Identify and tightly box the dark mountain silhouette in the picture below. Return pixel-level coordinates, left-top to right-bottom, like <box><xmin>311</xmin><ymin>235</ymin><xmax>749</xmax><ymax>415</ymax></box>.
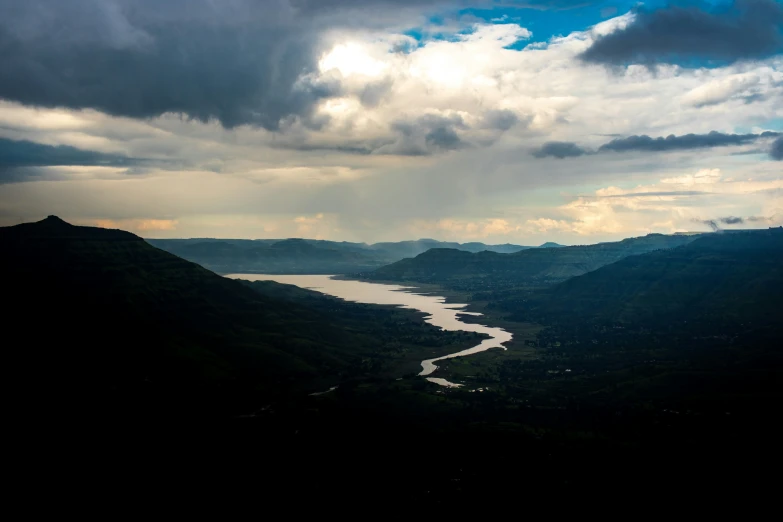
<box><xmin>2</xmin><ymin>217</ymin><xmax>471</xmax><ymax>423</ymax></box>
<box><xmin>486</xmin><ymin>228</ymin><xmax>783</xmax><ymax>418</ymax></box>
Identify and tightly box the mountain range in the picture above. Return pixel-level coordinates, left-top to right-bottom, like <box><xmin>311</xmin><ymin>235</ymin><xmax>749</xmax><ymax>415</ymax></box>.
<box><xmin>6</xmin><ymin>216</ymin><xmax>782</xmax><ymax>500</ymax></box>
<box><xmin>146</xmin><ymin>237</ymin><xmax>561</xmax><ymax>274</ymax></box>
<box><xmin>363</xmin><ymin>233</ymin><xmax>701</xmax><ymax>291</ymax></box>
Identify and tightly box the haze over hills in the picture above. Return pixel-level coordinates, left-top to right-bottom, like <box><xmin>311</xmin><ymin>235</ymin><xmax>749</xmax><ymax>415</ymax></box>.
<box><xmin>364</xmin><ymin>233</ymin><xmax>702</xmax><ymax>291</ymax></box>
<box><xmin>147</xmin><ymin>237</ymin><xmax>535</xmax><ymax>274</ymax></box>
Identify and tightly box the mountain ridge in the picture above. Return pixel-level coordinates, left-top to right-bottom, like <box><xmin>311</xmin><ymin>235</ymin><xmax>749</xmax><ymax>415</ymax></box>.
<box><xmin>364</xmin><ymin>232</ymin><xmax>703</xmax><ymax>291</ymax></box>
<box><xmin>147</xmin><ymin>236</ymin><xmax>535</xmax><ymax>274</ymax></box>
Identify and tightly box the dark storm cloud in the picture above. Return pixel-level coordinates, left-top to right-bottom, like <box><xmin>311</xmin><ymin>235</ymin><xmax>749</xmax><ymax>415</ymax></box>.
<box><xmin>381</xmin><ymin>114</ymin><xmax>467</xmax><ymax>155</ymax></box>
<box><xmin>0</xmin><ymin>0</ymin><xmax>334</xmax><ymax>130</ymax></box>
<box><xmin>0</xmin><ymin>137</ymin><xmax>141</xmax><ymax>183</ymax></box>
<box><xmin>277</xmin><ymin>112</ymin><xmax>469</xmax><ymax>156</ymax></box>
<box><xmin>0</xmin><ymin>138</ymin><xmax>135</xmax><ymax>169</ymax></box>
<box><xmin>292</xmin><ymin>0</ymin><xmax>591</xmax><ymax>10</ymax></box>
<box><xmin>580</xmin><ymin>0</ymin><xmax>783</xmax><ymax>66</ymax></box>
<box><xmin>772</xmin><ymin>136</ymin><xmax>783</xmax><ymax>160</ymax></box>
<box><xmin>532</xmin><ymin>141</ymin><xmax>590</xmax><ymax>158</ymax></box>
<box><xmin>701</xmin><ymin>219</ymin><xmax>721</xmax><ymax>231</ymax></box>
<box><xmin>533</xmin><ymin>131</ymin><xmax>781</xmax><ymax>159</ymax></box>
<box><xmin>697</xmin><ymin>215</ymin><xmax>773</xmax><ymax>230</ymax></box>
<box><xmin>291</xmin><ymin>0</ymin><xmax>446</xmax><ymax>8</ymax></box>
<box><xmin>598</xmin><ymin>131</ymin><xmax>781</xmax><ymax>153</ymax></box>
<box><xmin>0</xmin><ymin>1</ymin><xmax>606</xmax><ymax>131</ymax></box>
<box><xmin>422</xmin><ymin>114</ymin><xmax>467</xmax><ymax>150</ymax></box>
<box><xmin>425</xmin><ymin>126</ymin><xmax>462</xmax><ymax>150</ymax></box>
<box><xmin>3</xmin><ymin>0</ymin><xmax>475</xmax><ymax>130</ymax></box>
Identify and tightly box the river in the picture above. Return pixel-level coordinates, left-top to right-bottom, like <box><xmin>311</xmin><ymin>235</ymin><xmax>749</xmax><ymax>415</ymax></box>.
<box><xmin>225</xmin><ymin>274</ymin><xmax>512</xmax><ymax>387</ymax></box>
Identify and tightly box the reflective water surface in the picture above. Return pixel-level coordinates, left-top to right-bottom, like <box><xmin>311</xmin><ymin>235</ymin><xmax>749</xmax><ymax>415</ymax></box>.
<box><xmin>226</xmin><ymin>274</ymin><xmax>512</xmax><ymax>387</ymax></box>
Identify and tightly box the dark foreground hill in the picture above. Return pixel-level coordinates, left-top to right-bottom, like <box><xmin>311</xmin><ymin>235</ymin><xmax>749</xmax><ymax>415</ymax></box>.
<box><xmin>2</xmin><ymin>217</ymin><xmax>475</xmax><ymax>423</ymax></box>
<box><xmin>365</xmin><ymin>233</ymin><xmax>700</xmax><ymax>291</ymax></box>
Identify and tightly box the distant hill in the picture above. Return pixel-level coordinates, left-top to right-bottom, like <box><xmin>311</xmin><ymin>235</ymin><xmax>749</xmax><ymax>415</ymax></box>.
<box><xmin>368</xmin><ymin>239</ymin><xmax>530</xmax><ymax>259</ymax></box>
<box><xmin>538</xmin><ymin>242</ymin><xmax>565</xmax><ymax>248</ymax></box>
<box><xmin>365</xmin><ymin>233</ymin><xmax>702</xmax><ymax>291</ymax></box>
<box><xmin>147</xmin><ymin>237</ymin><xmax>531</xmax><ymax>274</ymax></box>
<box><xmin>146</xmin><ymin>237</ymin><xmax>386</xmax><ymax>274</ymax></box>
<box><xmin>2</xmin><ymin>217</ymin><xmax>473</xmax><ymax>422</ymax></box>
<box><xmin>502</xmin><ymin>228</ymin><xmax>783</xmax><ymax>329</ymax></box>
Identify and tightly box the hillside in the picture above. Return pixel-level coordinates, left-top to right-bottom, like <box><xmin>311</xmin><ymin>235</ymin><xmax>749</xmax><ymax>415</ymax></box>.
<box><xmin>147</xmin><ymin>237</ymin><xmax>531</xmax><ymax>274</ymax></box>
<box><xmin>365</xmin><ymin>233</ymin><xmax>701</xmax><ymax>291</ymax></box>
<box><xmin>500</xmin><ymin>228</ymin><xmax>783</xmax><ymax>329</ymax></box>
<box><xmin>434</xmin><ymin>228</ymin><xmax>783</xmax><ymax>419</ymax></box>
<box><xmin>3</xmin><ymin>217</ymin><xmax>477</xmax><ymax>422</ymax></box>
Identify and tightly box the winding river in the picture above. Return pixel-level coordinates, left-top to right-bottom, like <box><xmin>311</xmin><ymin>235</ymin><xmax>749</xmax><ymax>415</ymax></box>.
<box><xmin>225</xmin><ymin>274</ymin><xmax>512</xmax><ymax>387</ymax></box>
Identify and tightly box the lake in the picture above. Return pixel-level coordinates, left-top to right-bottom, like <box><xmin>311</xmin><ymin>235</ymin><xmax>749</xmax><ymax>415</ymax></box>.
<box><xmin>225</xmin><ymin>274</ymin><xmax>512</xmax><ymax>387</ymax></box>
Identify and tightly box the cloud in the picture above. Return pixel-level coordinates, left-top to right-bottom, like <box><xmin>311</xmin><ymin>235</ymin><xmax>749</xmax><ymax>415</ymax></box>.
<box><xmin>532</xmin><ymin>141</ymin><xmax>590</xmax><ymax>158</ymax></box>
<box><xmin>700</xmin><ymin>219</ymin><xmax>721</xmax><ymax>232</ymax></box>
<box><xmin>89</xmin><ymin>218</ymin><xmax>178</xmax><ymax>233</ymax></box>
<box><xmin>681</xmin><ymin>73</ymin><xmax>764</xmax><ymax>107</ymax></box>
<box><xmin>377</xmin><ymin>113</ymin><xmax>467</xmax><ymax>155</ymax></box>
<box><xmin>0</xmin><ymin>0</ymin><xmax>336</xmax><ymax>130</ymax></box>
<box><xmin>697</xmin><ymin>215</ymin><xmax>770</xmax><ymax>230</ymax></box>
<box><xmin>595</xmin><ymin>190</ymin><xmax>711</xmax><ymax>198</ymax></box>
<box><xmin>410</xmin><ymin>217</ymin><xmax>519</xmax><ymax>240</ymax></box>
<box><xmin>0</xmin><ymin>0</ymin><xmax>579</xmax><ymax>133</ymax></box>
<box><xmin>517</xmin><ymin>166</ymin><xmax>783</xmax><ymax>237</ymax></box>
<box><xmin>0</xmin><ymin>137</ymin><xmax>137</xmax><ymax>182</ymax></box>
<box><xmin>598</xmin><ymin>131</ymin><xmax>781</xmax><ymax>153</ymax></box>
<box><xmin>1</xmin><ymin>6</ymin><xmax>781</xmax><ymax>243</ymax></box>
<box><xmin>482</xmin><ymin>109</ymin><xmax>520</xmax><ymax>131</ymax></box>
<box><xmin>291</xmin><ymin>0</ymin><xmax>596</xmax><ymax>10</ymax></box>
<box><xmin>533</xmin><ymin>131</ymin><xmax>781</xmax><ymax>160</ymax></box>
<box><xmin>772</xmin><ymin>136</ymin><xmax>783</xmax><ymax>160</ymax></box>
<box><xmin>660</xmin><ymin>168</ymin><xmax>723</xmax><ymax>186</ymax></box>
<box><xmin>0</xmin><ymin>137</ymin><xmax>134</xmax><ymax>167</ymax></box>
<box><xmin>0</xmin><ymin>0</ymin><xmax>475</xmax><ymax>131</ymax></box>
<box><xmin>580</xmin><ymin>0</ymin><xmax>783</xmax><ymax>66</ymax></box>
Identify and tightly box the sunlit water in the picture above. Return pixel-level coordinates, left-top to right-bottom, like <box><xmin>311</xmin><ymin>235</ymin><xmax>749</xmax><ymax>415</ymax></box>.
<box><xmin>225</xmin><ymin>274</ymin><xmax>512</xmax><ymax>387</ymax></box>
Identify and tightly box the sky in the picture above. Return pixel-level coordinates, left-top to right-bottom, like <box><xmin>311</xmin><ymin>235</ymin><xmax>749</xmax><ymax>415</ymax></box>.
<box><xmin>0</xmin><ymin>0</ymin><xmax>781</xmax><ymax>245</ymax></box>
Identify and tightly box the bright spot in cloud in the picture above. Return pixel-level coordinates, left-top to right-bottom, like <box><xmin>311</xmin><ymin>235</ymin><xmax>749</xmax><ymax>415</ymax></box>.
<box><xmin>319</xmin><ymin>42</ymin><xmax>388</xmax><ymax>77</ymax></box>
